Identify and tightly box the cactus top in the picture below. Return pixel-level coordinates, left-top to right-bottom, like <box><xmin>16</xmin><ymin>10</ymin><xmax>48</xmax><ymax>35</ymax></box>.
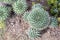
<box><xmin>27</xmin><ymin>27</ymin><xmax>40</xmax><ymax>38</ymax></box>
<box><xmin>27</xmin><ymin>8</ymin><xmax>50</xmax><ymax>30</ymax></box>
<box><xmin>0</xmin><ymin>5</ymin><xmax>11</xmax><ymax>21</ymax></box>
<box><xmin>12</xmin><ymin>0</ymin><xmax>27</xmax><ymax>14</ymax></box>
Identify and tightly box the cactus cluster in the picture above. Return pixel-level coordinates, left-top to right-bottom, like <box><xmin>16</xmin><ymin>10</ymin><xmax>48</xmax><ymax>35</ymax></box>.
<box><xmin>27</xmin><ymin>8</ymin><xmax>50</xmax><ymax>30</ymax></box>
<box><xmin>23</xmin><ymin>3</ymin><xmax>58</xmax><ymax>39</ymax></box>
<box><xmin>0</xmin><ymin>0</ymin><xmax>28</xmax><ymax>29</ymax></box>
<box><xmin>23</xmin><ymin>3</ymin><xmax>50</xmax><ymax>38</ymax></box>
<box><xmin>12</xmin><ymin>0</ymin><xmax>27</xmax><ymax>15</ymax></box>
<box><xmin>0</xmin><ymin>0</ymin><xmax>59</xmax><ymax>39</ymax></box>
<box><xmin>0</xmin><ymin>0</ymin><xmax>28</xmax><ymax>39</ymax></box>
<box><xmin>0</xmin><ymin>0</ymin><xmax>28</xmax><ymax>15</ymax></box>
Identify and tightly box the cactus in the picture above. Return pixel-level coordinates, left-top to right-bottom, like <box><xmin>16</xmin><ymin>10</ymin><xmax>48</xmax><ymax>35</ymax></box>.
<box><xmin>23</xmin><ymin>11</ymin><xmax>29</xmax><ymax>21</ymax></box>
<box><xmin>12</xmin><ymin>0</ymin><xmax>27</xmax><ymax>15</ymax></box>
<box><xmin>23</xmin><ymin>4</ymin><xmax>50</xmax><ymax>38</ymax></box>
<box><xmin>0</xmin><ymin>4</ymin><xmax>12</xmax><ymax>21</ymax></box>
<box><xmin>32</xmin><ymin>3</ymin><xmax>43</xmax><ymax>9</ymax></box>
<box><xmin>27</xmin><ymin>27</ymin><xmax>40</xmax><ymax>39</ymax></box>
<box><xmin>27</xmin><ymin>7</ymin><xmax>50</xmax><ymax>30</ymax></box>
<box><xmin>0</xmin><ymin>0</ymin><xmax>17</xmax><ymax>4</ymax></box>
<box><xmin>49</xmin><ymin>17</ymin><xmax>58</xmax><ymax>28</ymax></box>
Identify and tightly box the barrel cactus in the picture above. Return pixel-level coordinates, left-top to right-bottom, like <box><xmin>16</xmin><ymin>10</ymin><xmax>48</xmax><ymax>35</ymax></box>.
<box><xmin>12</xmin><ymin>0</ymin><xmax>27</xmax><ymax>15</ymax></box>
<box><xmin>27</xmin><ymin>8</ymin><xmax>50</xmax><ymax>30</ymax></box>
<box><xmin>27</xmin><ymin>27</ymin><xmax>40</xmax><ymax>39</ymax></box>
<box><xmin>0</xmin><ymin>3</ymin><xmax>12</xmax><ymax>21</ymax></box>
<box><xmin>23</xmin><ymin>4</ymin><xmax>50</xmax><ymax>38</ymax></box>
<box><xmin>49</xmin><ymin>17</ymin><xmax>58</xmax><ymax>28</ymax></box>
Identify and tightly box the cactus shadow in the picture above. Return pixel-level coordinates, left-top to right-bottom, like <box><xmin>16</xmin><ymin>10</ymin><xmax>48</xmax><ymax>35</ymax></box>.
<box><xmin>39</xmin><ymin>27</ymin><xmax>49</xmax><ymax>37</ymax></box>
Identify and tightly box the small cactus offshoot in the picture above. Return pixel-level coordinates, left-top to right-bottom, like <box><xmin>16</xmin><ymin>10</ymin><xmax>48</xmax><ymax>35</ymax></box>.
<box><xmin>23</xmin><ymin>4</ymin><xmax>50</xmax><ymax>38</ymax></box>
<box><xmin>49</xmin><ymin>17</ymin><xmax>58</xmax><ymax>28</ymax></box>
<box><xmin>27</xmin><ymin>27</ymin><xmax>40</xmax><ymax>39</ymax></box>
<box><xmin>0</xmin><ymin>4</ymin><xmax>11</xmax><ymax>21</ymax></box>
<box><xmin>12</xmin><ymin>0</ymin><xmax>27</xmax><ymax>15</ymax></box>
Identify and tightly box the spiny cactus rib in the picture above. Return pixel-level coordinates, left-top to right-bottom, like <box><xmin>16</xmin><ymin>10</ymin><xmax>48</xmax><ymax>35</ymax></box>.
<box><xmin>32</xmin><ymin>3</ymin><xmax>43</xmax><ymax>9</ymax></box>
<box><xmin>27</xmin><ymin>27</ymin><xmax>40</xmax><ymax>38</ymax></box>
<box><xmin>0</xmin><ymin>0</ymin><xmax>17</xmax><ymax>4</ymax></box>
<box><xmin>0</xmin><ymin>4</ymin><xmax>11</xmax><ymax>21</ymax></box>
<box><xmin>12</xmin><ymin>0</ymin><xmax>27</xmax><ymax>15</ymax></box>
<box><xmin>23</xmin><ymin>11</ymin><xmax>29</xmax><ymax>21</ymax></box>
<box><xmin>27</xmin><ymin>7</ymin><xmax>50</xmax><ymax>30</ymax></box>
<box><xmin>49</xmin><ymin>17</ymin><xmax>58</xmax><ymax>28</ymax></box>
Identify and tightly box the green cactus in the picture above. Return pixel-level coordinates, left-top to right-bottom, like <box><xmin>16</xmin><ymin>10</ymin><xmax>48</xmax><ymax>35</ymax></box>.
<box><xmin>50</xmin><ymin>8</ymin><xmax>58</xmax><ymax>15</ymax></box>
<box><xmin>27</xmin><ymin>7</ymin><xmax>50</xmax><ymax>30</ymax></box>
<box><xmin>0</xmin><ymin>4</ymin><xmax>12</xmax><ymax>21</ymax></box>
<box><xmin>0</xmin><ymin>0</ymin><xmax>17</xmax><ymax>4</ymax></box>
<box><xmin>12</xmin><ymin>0</ymin><xmax>27</xmax><ymax>15</ymax></box>
<box><xmin>32</xmin><ymin>3</ymin><xmax>43</xmax><ymax>9</ymax></box>
<box><xmin>27</xmin><ymin>27</ymin><xmax>40</xmax><ymax>39</ymax></box>
<box><xmin>23</xmin><ymin>11</ymin><xmax>29</xmax><ymax>21</ymax></box>
<box><xmin>23</xmin><ymin>4</ymin><xmax>50</xmax><ymax>38</ymax></box>
<box><xmin>49</xmin><ymin>17</ymin><xmax>58</xmax><ymax>28</ymax></box>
